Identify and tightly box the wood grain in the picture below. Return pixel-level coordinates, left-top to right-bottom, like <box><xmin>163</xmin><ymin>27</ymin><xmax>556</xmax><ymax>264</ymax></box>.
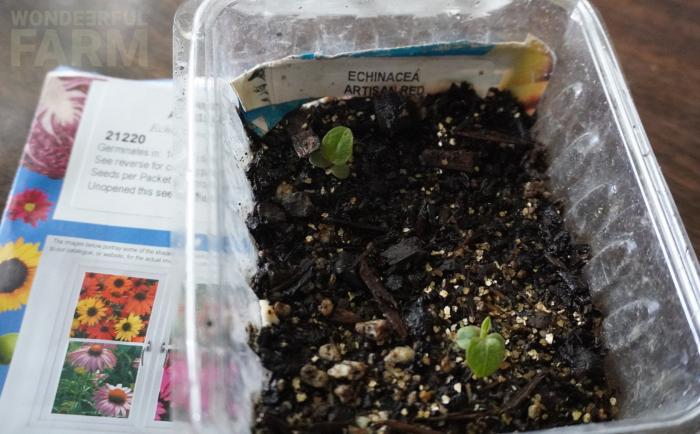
<box><xmin>591</xmin><ymin>0</ymin><xmax>700</xmax><ymax>253</ymax></box>
<box><xmin>0</xmin><ymin>0</ymin><xmax>697</xmax><ymax>254</ymax></box>
<box><xmin>0</xmin><ymin>0</ymin><xmax>181</xmax><ymax>211</ymax></box>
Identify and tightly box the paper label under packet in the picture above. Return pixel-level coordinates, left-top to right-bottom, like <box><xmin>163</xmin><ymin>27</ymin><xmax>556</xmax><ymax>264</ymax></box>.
<box><xmin>231</xmin><ymin>35</ymin><xmax>553</xmax><ymax>135</ymax></box>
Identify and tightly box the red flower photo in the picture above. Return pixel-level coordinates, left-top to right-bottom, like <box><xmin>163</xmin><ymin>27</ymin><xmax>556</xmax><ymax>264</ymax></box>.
<box><xmin>7</xmin><ymin>188</ymin><xmax>52</xmax><ymax>227</ymax></box>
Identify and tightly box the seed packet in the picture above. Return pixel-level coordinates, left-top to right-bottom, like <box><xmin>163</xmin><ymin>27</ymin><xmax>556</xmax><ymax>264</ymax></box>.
<box><xmin>0</xmin><ymin>68</ymin><xmax>186</xmax><ymax>433</ymax></box>
<box><xmin>231</xmin><ymin>35</ymin><xmax>553</xmax><ymax>135</ymax></box>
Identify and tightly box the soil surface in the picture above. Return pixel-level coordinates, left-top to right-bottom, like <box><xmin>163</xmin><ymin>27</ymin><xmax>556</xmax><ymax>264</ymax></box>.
<box><xmin>244</xmin><ymin>84</ymin><xmax>617</xmax><ymax>433</ymax></box>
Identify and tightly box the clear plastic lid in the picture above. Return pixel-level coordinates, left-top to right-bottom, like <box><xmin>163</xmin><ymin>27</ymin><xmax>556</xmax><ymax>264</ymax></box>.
<box><xmin>172</xmin><ymin>1</ymin><xmax>700</xmax><ymax>432</ymax></box>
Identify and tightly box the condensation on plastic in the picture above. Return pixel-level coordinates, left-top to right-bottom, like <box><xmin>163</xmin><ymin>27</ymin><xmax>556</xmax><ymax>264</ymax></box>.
<box><xmin>172</xmin><ymin>1</ymin><xmax>700</xmax><ymax>433</ymax></box>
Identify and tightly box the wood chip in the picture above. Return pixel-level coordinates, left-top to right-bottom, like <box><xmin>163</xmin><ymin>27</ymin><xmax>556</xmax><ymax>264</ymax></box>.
<box><xmin>420</xmin><ymin>149</ymin><xmax>474</xmax><ymax>172</ymax></box>
<box><xmin>358</xmin><ymin>258</ymin><xmax>409</xmax><ymax>339</ymax></box>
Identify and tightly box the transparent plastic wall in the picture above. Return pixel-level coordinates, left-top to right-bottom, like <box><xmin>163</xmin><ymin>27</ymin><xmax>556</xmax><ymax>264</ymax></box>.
<box><xmin>173</xmin><ymin>1</ymin><xmax>700</xmax><ymax>432</ymax></box>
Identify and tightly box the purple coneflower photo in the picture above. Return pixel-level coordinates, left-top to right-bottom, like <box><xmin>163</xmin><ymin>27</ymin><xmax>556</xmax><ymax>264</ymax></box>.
<box><xmin>93</xmin><ymin>383</ymin><xmax>133</xmax><ymax>418</ymax></box>
<box><xmin>66</xmin><ymin>344</ymin><xmax>116</xmax><ymax>372</ymax></box>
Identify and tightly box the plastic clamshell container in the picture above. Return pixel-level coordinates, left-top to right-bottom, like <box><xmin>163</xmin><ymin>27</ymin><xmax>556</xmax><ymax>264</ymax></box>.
<box><xmin>172</xmin><ymin>1</ymin><xmax>700</xmax><ymax>433</ymax></box>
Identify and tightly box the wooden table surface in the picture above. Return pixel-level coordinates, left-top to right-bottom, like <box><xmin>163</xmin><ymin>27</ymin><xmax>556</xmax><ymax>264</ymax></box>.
<box><xmin>0</xmin><ymin>0</ymin><xmax>698</xmax><ymax>253</ymax></box>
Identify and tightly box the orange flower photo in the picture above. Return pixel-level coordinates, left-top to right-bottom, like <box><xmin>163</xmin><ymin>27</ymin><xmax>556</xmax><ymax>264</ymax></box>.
<box><xmin>70</xmin><ymin>273</ymin><xmax>159</xmax><ymax>343</ymax></box>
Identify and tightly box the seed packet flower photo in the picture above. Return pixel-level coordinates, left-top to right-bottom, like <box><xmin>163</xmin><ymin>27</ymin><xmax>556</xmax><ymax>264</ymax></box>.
<box><xmin>70</xmin><ymin>272</ymin><xmax>159</xmax><ymax>343</ymax></box>
<box><xmin>154</xmin><ymin>351</ymin><xmax>171</xmax><ymax>421</ymax></box>
<box><xmin>52</xmin><ymin>342</ymin><xmax>140</xmax><ymax>418</ymax></box>
<box><xmin>0</xmin><ymin>238</ymin><xmax>41</xmax><ymax>313</ymax></box>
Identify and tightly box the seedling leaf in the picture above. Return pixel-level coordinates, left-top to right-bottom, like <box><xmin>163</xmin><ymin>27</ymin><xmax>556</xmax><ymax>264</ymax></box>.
<box><xmin>467</xmin><ymin>332</ymin><xmax>505</xmax><ymax>378</ymax></box>
<box><xmin>480</xmin><ymin>316</ymin><xmax>491</xmax><ymax>339</ymax></box>
<box><xmin>329</xmin><ymin>164</ymin><xmax>350</xmax><ymax>179</ymax></box>
<box><xmin>455</xmin><ymin>326</ymin><xmax>479</xmax><ymax>350</ymax></box>
<box><xmin>321</xmin><ymin>126</ymin><xmax>354</xmax><ymax>165</ymax></box>
<box><xmin>309</xmin><ymin>150</ymin><xmax>332</xmax><ymax>169</ymax></box>
<box><xmin>456</xmin><ymin>317</ymin><xmax>505</xmax><ymax>378</ymax></box>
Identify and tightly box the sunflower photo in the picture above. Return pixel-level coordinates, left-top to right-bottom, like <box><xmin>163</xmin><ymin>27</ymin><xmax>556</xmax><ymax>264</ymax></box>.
<box><xmin>70</xmin><ymin>273</ymin><xmax>159</xmax><ymax>343</ymax></box>
<box><xmin>0</xmin><ymin>238</ymin><xmax>41</xmax><ymax>313</ymax></box>
<box><xmin>52</xmin><ymin>342</ymin><xmax>141</xmax><ymax>418</ymax></box>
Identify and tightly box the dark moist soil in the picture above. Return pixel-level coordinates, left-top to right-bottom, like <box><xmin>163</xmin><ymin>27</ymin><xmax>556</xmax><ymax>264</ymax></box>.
<box><xmin>244</xmin><ymin>84</ymin><xmax>617</xmax><ymax>434</ymax></box>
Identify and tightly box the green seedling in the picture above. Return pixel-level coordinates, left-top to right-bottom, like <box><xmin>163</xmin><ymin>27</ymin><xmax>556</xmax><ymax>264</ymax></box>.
<box><xmin>309</xmin><ymin>126</ymin><xmax>353</xmax><ymax>179</ymax></box>
<box><xmin>455</xmin><ymin>317</ymin><xmax>505</xmax><ymax>378</ymax></box>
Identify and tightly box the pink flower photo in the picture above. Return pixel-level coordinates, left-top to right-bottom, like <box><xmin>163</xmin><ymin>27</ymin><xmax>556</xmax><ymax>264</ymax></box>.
<box><xmin>94</xmin><ymin>383</ymin><xmax>133</xmax><ymax>418</ymax></box>
<box><xmin>66</xmin><ymin>343</ymin><xmax>116</xmax><ymax>372</ymax></box>
<box><xmin>23</xmin><ymin>76</ymin><xmax>95</xmax><ymax>179</ymax></box>
<box><xmin>53</xmin><ymin>342</ymin><xmax>140</xmax><ymax>417</ymax></box>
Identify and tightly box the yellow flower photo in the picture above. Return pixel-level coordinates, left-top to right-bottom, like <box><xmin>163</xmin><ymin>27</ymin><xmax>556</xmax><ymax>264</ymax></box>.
<box><xmin>0</xmin><ymin>238</ymin><xmax>41</xmax><ymax>312</ymax></box>
<box><xmin>114</xmin><ymin>313</ymin><xmax>143</xmax><ymax>342</ymax></box>
<box><xmin>76</xmin><ymin>297</ymin><xmax>109</xmax><ymax>326</ymax></box>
